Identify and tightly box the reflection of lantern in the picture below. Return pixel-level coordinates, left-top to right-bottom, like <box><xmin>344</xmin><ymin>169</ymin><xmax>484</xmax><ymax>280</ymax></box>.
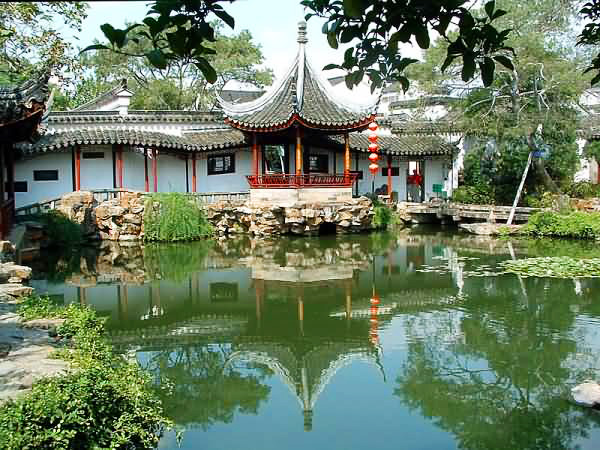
<box><xmin>370</xmin><ymin>295</ymin><xmax>380</xmax><ymax>305</ymax></box>
<box><xmin>369</xmin><ymin>163</ymin><xmax>379</xmax><ymax>174</ymax></box>
<box><xmin>369</xmin><ymin>153</ymin><xmax>379</xmax><ymax>163</ymax></box>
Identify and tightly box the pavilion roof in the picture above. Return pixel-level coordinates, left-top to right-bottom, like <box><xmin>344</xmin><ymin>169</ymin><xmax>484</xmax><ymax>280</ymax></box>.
<box><xmin>0</xmin><ymin>74</ymin><xmax>49</xmax><ymax>142</ymax></box>
<box><xmin>218</xmin><ymin>21</ymin><xmax>377</xmax><ymax>132</ymax></box>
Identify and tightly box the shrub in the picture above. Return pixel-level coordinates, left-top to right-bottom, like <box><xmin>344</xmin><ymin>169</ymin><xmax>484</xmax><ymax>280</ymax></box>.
<box><xmin>1</xmin><ymin>297</ymin><xmax>172</xmax><ymax>449</ymax></box>
<box><xmin>562</xmin><ymin>181</ymin><xmax>600</xmax><ymax>199</ymax></box>
<box><xmin>143</xmin><ymin>192</ymin><xmax>213</xmax><ymax>242</ymax></box>
<box><xmin>372</xmin><ymin>204</ymin><xmax>393</xmax><ymax>229</ymax></box>
<box><xmin>524</xmin><ymin>211</ymin><xmax>600</xmax><ymax>239</ymax></box>
<box><xmin>451</xmin><ymin>184</ymin><xmax>495</xmax><ymax>205</ymax></box>
<box><xmin>34</xmin><ymin>210</ymin><xmax>84</xmax><ymax>248</ymax></box>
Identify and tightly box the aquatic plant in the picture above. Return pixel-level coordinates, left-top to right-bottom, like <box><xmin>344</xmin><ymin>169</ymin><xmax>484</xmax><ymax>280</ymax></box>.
<box><xmin>524</xmin><ymin>211</ymin><xmax>600</xmax><ymax>239</ymax></box>
<box><xmin>0</xmin><ymin>297</ymin><xmax>172</xmax><ymax>449</ymax></box>
<box><xmin>143</xmin><ymin>192</ymin><xmax>213</xmax><ymax>242</ymax></box>
<box><xmin>499</xmin><ymin>256</ymin><xmax>600</xmax><ymax>278</ymax></box>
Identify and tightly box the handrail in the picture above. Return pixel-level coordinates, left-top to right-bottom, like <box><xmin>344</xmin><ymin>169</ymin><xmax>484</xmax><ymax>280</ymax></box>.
<box><xmin>247</xmin><ymin>173</ymin><xmax>358</xmax><ymax>188</ymax></box>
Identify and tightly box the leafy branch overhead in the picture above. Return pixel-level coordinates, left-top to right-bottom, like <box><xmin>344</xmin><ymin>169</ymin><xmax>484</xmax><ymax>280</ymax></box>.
<box><xmin>83</xmin><ymin>0</ymin><xmax>237</xmax><ymax>84</ymax></box>
<box><xmin>303</xmin><ymin>0</ymin><xmax>514</xmax><ymax>91</ymax></box>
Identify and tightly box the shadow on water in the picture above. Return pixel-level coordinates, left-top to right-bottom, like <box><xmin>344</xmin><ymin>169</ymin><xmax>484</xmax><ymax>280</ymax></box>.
<box><xmin>29</xmin><ymin>230</ymin><xmax>600</xmax><ymax>449</ymax></box>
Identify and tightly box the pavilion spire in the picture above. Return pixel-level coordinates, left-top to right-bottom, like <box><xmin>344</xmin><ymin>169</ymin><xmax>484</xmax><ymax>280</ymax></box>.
<box><xmin>296</xmin><ymin>21</ymin><xmax>307</xmax><ymax>111</ymax></box>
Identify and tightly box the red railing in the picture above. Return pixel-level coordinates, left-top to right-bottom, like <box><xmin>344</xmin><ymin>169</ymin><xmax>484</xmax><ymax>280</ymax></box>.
<box><xmin>246</xmin><ymin>173</ymin><xmax>358</xmax><ymax>189</ymax></box>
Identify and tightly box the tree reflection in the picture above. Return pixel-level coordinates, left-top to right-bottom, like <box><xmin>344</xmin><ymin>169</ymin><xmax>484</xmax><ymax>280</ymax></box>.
<box><xmin>395</xmin><ymin>275</ymin><xmax>600</xmax><ymax>449</ymax></box>
<box><xmin>140</xmin><ymin>343</ymin><xmax>271</xmax><ymax>429</ymax></box>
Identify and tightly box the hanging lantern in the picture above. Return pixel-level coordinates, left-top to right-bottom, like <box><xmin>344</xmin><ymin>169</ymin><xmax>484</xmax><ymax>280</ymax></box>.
<box><xmin>370</xmin><ymin>295</ymin><xmax>380</xmax><ymax>305</ymax></box>
<box><xmin>368</xmin><ymin>133</ymin><xmax>378</xmax><ymax>143</ymax></box>
<box><xmin>369</xmin><ymin>153</ymin><xmax>379</xmax><ymax>163</ymax></box>
<box><xmin>369</xmin><ymin>122</ymin><xmax>378</xmax><ymax>132</ymax></box>
<box><xmin>369</xmin><ymin>163</ymin><xmax>379</xmax><ymax>174</ymax></box>
<box><xmin>368</xmin><ymin>143</ymin><xmax>379</xmax><ymax>152</ymax></box>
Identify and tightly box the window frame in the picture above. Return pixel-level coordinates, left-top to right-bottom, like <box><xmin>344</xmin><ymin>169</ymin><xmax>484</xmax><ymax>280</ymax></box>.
<box><xmin>308</xmin><ymin>154</ymin><xmax>329</xmax><ymax>173</ymax></box>
<box><xmin>207</xmin><ymin>153</ymin><xmax>235</xmax><ymax>175</ymax></box>
<box><xmin>33</xmin><ymin>170</ymin><xmax>59</xmax><ymax>181</ymax></box>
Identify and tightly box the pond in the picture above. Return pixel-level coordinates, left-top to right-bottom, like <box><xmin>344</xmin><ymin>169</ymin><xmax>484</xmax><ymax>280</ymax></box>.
<box><xmin>30</xmin><ymin>228</ymin><xmax>600</xmax><ymax>450</ymax></box>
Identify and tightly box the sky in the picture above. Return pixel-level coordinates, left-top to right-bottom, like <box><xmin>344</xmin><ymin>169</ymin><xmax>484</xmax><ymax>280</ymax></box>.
<box><xmin>60</xmin><ymin>0</ymin><xmax>421</xmax><ymax>102</ymax></box>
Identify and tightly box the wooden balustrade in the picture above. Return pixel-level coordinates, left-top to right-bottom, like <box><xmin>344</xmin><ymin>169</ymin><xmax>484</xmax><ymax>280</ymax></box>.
<box><xmin>246</xmin><ymin>173</ymin><xmax>358</xmax><ymax>188</ymax></box>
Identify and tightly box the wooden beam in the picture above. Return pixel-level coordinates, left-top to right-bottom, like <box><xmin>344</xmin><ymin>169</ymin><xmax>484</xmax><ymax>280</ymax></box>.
<box><xmin>152</xmin><ymin>148</ymin><xmax>158</xmax><ymax>192</ymax></box>
<box><xmin>144</xmin><ymin>149</ymin><xmax>149</xmax><ymax>192</ymax></box>
<box><xmin>344</xmin><ymin>132</ymin><xmax>350</xmax><ymax>174</ymax></box>
<box><xmin>295</xmin><ymin>127</ymin><xmax>302</xmax><ymax>175</ymax></box>
<box><xmin>75</xmin><ymin>146</ymin><xmax>81</xmax><ymax>191</ymax></box>
<box><xmin>192</xmin><ymin>153</ymin><xmax>197</xmax><ymax>192</ymax></box>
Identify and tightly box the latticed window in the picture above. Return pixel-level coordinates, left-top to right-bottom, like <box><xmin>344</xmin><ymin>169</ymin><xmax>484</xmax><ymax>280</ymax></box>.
<box><xmin>309</xmin><ymin>154</ymin><xmax>328</xmax><ymax>173</ymax></box>
<box><xmin>208</xmin><ymin>154</ymin><xmax>235</xmax><ymax>175</ymax></box>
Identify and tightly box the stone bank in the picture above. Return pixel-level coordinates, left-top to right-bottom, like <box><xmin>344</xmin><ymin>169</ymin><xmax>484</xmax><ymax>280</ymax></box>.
<box><xmin>51</xmin><ymin>191</ymin><xmax>377</xmax><ymax>241</ymax></box>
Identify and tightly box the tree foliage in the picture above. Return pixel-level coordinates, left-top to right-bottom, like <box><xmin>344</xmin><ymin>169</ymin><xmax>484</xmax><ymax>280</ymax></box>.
<box><xmin>0</xmin><ymin>2</ymin><xmax>87</xmax><ymax>84</ymax></box>
<box><xmin>64</xmin><ymin>23</ymin><xmax>272</xmax><ymax>110</ymax></box>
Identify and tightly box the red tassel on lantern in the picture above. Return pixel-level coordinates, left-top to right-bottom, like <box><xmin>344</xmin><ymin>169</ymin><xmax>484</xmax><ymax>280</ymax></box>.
<box><xmin>369</xmin><ymin>163</ymin><xmax>379</xmax><ymax>174</ymax></box>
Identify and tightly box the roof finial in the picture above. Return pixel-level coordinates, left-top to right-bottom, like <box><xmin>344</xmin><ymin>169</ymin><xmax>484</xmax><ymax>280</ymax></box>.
<box><xmin>297</xmin><ymin>20</ymin><xmax>308</xmax><ymax>45</ymax></box>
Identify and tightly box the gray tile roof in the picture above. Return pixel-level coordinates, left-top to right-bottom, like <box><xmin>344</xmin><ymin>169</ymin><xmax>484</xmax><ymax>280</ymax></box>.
<box><xmin>20</xmin><ymin>127</ymin><xmax>247</xmax><ymax>154</ymax></box>
<box><xmin>48</xmin><ymin>110</ymin><xmax>223</xmax><ymax>124</ymax></box>
<box><xmin>0</xmin><ymin>76</ymin><xmax>49</xmax><ymax>124</ymax></box>
<box><xmin>322</xmin><ymin>133</ymin><xmax>455</xmax><ymax>158</ymax></box>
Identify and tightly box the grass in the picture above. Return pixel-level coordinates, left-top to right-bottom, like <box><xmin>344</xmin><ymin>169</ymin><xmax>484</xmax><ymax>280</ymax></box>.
<box><xmin>524</xmin><ymin>210</ymin><xmax>600</xmax><ymax>239</ymax></box>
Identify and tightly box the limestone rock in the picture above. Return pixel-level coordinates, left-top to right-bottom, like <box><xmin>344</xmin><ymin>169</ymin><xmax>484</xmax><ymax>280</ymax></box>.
<box><xmin>572</xmin><ymin>381</ymin><xmax>600</xmax><ymax>407</ymax></box>
<box><xmin>0</xmin><ymin>284</ymin><xmax>34</xmax><ymax>298</ymax></box>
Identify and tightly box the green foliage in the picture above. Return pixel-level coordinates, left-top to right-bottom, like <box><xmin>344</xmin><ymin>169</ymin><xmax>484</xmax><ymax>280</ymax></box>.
<box><xmin>143</xmin><ymin>193</ymin><xmax>213</xmax><ymax>242</ymax></box>
<box><xmin>583</xmin><ymin>140</ymin><xmax>600</xmax><ymax>163</ymax></box>
<box><xmin>524</xmin><ymin>211</ymin><xmax>600</xmax><ymax>239</ymax></box>
<box><xmin>562</xmin><ymin>181</ymin><xmax>600</xmax><ymax>199</ymax></box>
<box><xmin>143</xmin><ymin>240</ymin><xmax>213</xmax><ymax>281</ymax></box>
<box><xmin>451</xmin><ymin>185</ymin><xmax>495</xmax><ymax>204</ymax></box>
<box><xmin>373</xmin><ymin>205</ymin><xmax>393</xmax><ymax>229</ymax></box>
<box><xmin>34</xmin><ymin>210</ymin><xmax>84</xmax><ymax>248</ymax></box>
<box><xmin>0</xmin><ymin>2</ymin><xmax>87</xmax><ymax>84</ymax></box>
<box><xmin>499</xmin><ymin>256</ymin><xmax>600</xmax><ymax>278</ymax></box>
<box><xmin>2</xmin><ymin>297</ymin><xmax>171</xmax><ymax>449</ymax></box>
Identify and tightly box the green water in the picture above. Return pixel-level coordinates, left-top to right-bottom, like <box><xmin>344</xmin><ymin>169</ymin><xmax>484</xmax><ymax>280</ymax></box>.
<box><xmin>31</xmin><ymin>229</ymin><xmax>600</xmax><ymax>450</ymax></box>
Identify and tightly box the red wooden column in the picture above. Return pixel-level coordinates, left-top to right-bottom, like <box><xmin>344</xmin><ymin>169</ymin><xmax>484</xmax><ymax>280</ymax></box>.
<box><xmin>152</xmin><ymin>148</ymin><xmax>158</xmax><ymax>192</ymax></box>
<box><xmin>144</xmin><ymin>149</ymin><xmax>149</xmax><ymax>192</ymax></box>
<box><xmin>295</xmin><ymin>127</ymin><xmax>302</xmax><ymax>176</ymax></box>
<box><xmin>344</xmin><ymin>132</ymin><xmax>350</xmax><ymax>175</ymax></box>
<box><xmin>252</xmin><ymin>133</ymin><xmax>259</xmax><ymax>176</ymax></box>
<box><xmin>117</xmin><ymin>144</ymin><xmax>124</xmax><ymax>188</ymax></box>
<box><xmin>387</xmin><ymin>154</ymin><xmax>392</xmax><ymax>199</ymax></box>
<box><xmin>192</xmin><ymin>153</ymin><xmax>197</xmax><ymax>192</ymax></box>
<box><xmin>74</xmin><ymin>146</ymin><xmax>81</xmax><ymax>191</ymax></box>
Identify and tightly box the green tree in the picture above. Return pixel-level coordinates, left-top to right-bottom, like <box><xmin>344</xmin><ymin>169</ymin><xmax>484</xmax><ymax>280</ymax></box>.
<box><xmin>0</xmin><ymin>2</ymin><xmax>87</xmax><ymax>84</ymax></box>
<box><xmin>409</xmin><ymin>0</ymin><xmax>586</xmax><ymax>204</ymax></box>
<box><xmin>67</xmin><ymin>24</ymin><xmax>272</xmax><ymax>110</ymax></box>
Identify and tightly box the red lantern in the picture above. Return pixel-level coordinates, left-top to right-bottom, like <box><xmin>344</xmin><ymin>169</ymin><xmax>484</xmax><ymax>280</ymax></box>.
<box><xmin>369</xmin><ymin>122</ymin><xmax>378</xmax><ymax>132</ymax></box>
<box><xmin>368</xmin><ymin>133</ymin><xmax>378</xmax><ymax>143</ymax></box>
<box><xmin>369</xmin><ymin>153</ymin><xmax>379</xmax><ymax>163</ymax></box>
<box><xmin>370</xmin><ymin>295</ymin><xmax>380</xmax><ymax>305</ymax></box>
<box><xmin>369</xmin><ymin>163</ymin><xmax>379</xmax><ymax>174</ymax></box>
<box><xmin>368</xmin><ymin>143</ymin><xmax>379</xmax><ymax>152</ymax></box>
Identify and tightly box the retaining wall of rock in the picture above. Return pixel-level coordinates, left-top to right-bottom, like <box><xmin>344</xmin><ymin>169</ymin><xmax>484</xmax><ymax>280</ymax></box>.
<box><xmin>52</xmin><ymin>191</ymin><xmax>376</xmax><ymax>241</ymax></box>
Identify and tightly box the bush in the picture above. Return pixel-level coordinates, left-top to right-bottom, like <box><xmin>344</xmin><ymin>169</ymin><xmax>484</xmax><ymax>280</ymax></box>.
<box><xmin>524</xmin><ymin>211</ymin><xmax>600</xmax><ymax>239</ymax></box>
<box><xmin>143</xmin><ymin>193</ymin><xmax>213</xmax><ymax>242</ymax></box>
<box><xmin>562</xmin><ymin>181</ymin><xmax>600</xmax><ymax>199</ymax></box>
<box><xmin>372</xmin><ymin>205</ymin><xmax>392</xmax><ymax>229</ymax></box>
<box><xmin>451</xmin><ymin>184</ymin><xmax>495</xmax><ymax>205</ymax></box>
<box><xmin>1</xmin><ymin>297</ymin><xmax>172</xmax><ymax>449</ymax></box>
<box><xmin>34</xmin><ymin>210</ymin><xmax>84</xmax><ymax>248</ymax></box>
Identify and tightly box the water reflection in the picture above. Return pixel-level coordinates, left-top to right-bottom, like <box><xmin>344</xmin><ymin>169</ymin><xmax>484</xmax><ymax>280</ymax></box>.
<box><xmin>30</xmin><ymin>230</ymin><xmax>600</xmax><ymax>449</ymax></box>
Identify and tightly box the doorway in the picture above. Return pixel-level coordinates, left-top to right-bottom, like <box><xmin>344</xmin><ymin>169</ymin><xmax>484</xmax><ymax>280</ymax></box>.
<box><xmin>406</xmin><ymin>161</ymin><xmax>424</xmax><ymax>202</ymax></box>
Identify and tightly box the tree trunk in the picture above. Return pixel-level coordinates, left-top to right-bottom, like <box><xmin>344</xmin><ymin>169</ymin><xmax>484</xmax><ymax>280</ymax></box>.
<box><xmin>526</xmin><ymin>132</ymin><xmax>560</xmax><ymax>193</ymax></box>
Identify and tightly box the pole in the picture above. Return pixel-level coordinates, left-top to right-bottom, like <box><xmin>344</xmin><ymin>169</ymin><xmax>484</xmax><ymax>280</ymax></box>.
<box><xmin>507</xmin><ymin>151</ymin><xmax>533</xmax><ymax>225</ymax></box>
<box><xmin>144</xmin><ymin>149</ymin><xmax>149</xmax><ymax>192</ymax></box>
<box><xmin>75</xmin><ymin>146</ymin><xmax>81</xmax><ymax>191</ymax></box>
<box><xmin>152</xmin><ymin>148</ymin><xmax>158</xmax><ymax>193</ymax></box>
<box><xmin>252</xmin><ymin>133</ymin><xmax>259</xmax><ymax>176</ymax></box>
<box><xmin>344</xmin><ymin>132</ymin><xmax>350</xmax><ymax>175</ymax></box>
<box><xmin>387</xmin><ymin>154</ymin><xmax>392</xmax><ymax>201</ymax></box>
<box><xmin>192</xmin><ymin>153</ymin><xmax>197</xmax><ymax>192</ymax></box>
<box><xmin>295</xmin><ymin>127</ymin><xmax>302</xmax><ymax>176</ymax></box>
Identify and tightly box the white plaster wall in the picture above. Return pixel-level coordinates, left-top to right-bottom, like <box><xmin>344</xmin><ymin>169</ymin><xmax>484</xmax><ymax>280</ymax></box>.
<box><xmin>423</xmin><ymin>160</ymin><xmax>446</xmax><ymax>201</ymax></box>
<box><xmin>122</xmin><ymin>149</ymin><xmax>147</xmax><ymax>192</ymax></box>
<box><xmin>354</xmin><ymin>153</ymin><xmax>408</xmax><ymax>200</ymax></box>
<box><xmin>14</xmin><ymin>152</ymin><xmax>73</xmax><ymax>207</ymax></box>
<box><xmin>156</xmin><ymin>153</ymin><xmax>187</xmax><ymax>193</ymax></box>
<box><xmin>80</xmin><ymin>145</ymin><xmax>113</xmax><ymax>191</ymax></box>
<box><xmin>195</xmin><ymin>148</ymin><xmax>252</xmax><ymax>193</ymax></box>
